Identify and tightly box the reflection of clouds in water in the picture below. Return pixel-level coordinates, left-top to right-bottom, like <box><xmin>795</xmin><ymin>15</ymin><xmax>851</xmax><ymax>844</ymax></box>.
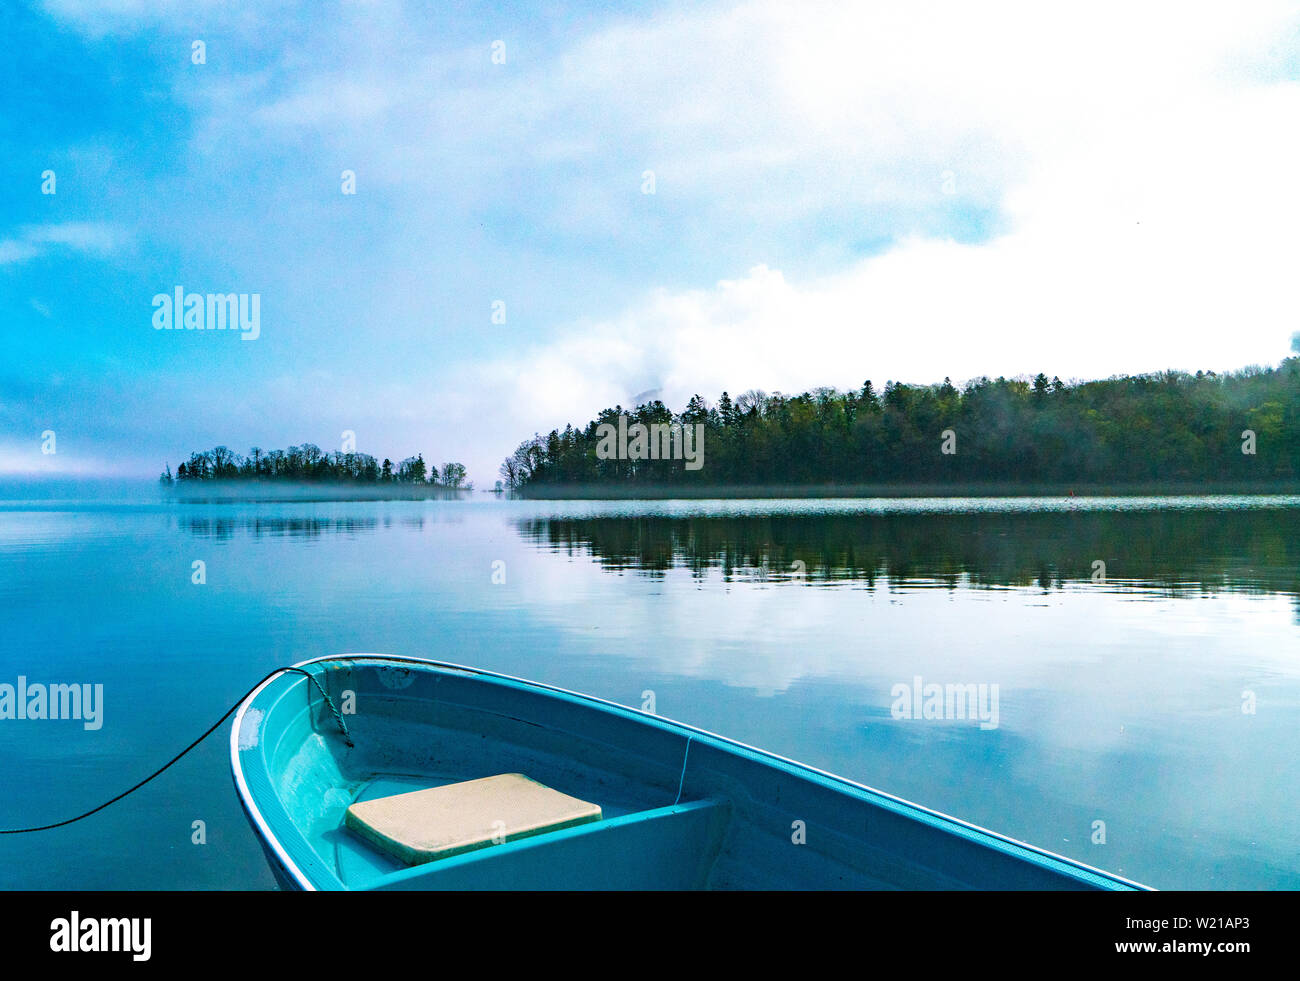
<box><xmin>508</xmin><ymin>548</ymin><xmax>844</xmax><ymax>694</ymax></box>
<box><xmin>510</xmin><ymin>541</ymin><xmax>1300</xmax><ymax>764</ymax></box>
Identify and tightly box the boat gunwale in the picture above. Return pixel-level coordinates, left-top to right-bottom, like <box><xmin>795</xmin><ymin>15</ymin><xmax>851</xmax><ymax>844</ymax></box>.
<box><xmin>230</xmin><ymin>652</ymin><xmax>1153</xmax><ymax>891</ymax></box>
<box><xmin>230</xmin><ymin>668</ymin><xmax>323</xmax><ymax>890</ymax></box>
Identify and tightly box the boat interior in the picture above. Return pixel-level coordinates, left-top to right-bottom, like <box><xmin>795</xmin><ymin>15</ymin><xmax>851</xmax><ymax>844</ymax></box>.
<box><xmin>234</xmin><ymin>657</ymin><xmax>1135</xmax><ymax>890</ymax></box>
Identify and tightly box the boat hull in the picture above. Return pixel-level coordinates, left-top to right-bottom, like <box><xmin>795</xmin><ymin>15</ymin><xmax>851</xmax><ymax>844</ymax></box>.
<box><xmin>230</xmin><ymin>654</ymin><xmax>1148</xmax><ymax>891</ymax></box>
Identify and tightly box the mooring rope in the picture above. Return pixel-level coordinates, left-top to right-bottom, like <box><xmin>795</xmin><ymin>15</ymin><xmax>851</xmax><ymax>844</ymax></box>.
<box><xmin>0</xmin><ymin>667</ymin><xmax>351</xmax><ymax>834</ymax></box>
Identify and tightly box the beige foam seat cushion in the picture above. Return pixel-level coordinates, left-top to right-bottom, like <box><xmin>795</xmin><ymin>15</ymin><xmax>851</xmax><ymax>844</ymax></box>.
<box><xmin>344</xmin><ymin>773</ymin><xmax>603</xmax><ymax>866</ymax></box>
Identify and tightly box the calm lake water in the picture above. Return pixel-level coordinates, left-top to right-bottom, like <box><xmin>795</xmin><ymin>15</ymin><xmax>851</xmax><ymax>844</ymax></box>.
<box><xmin>2</xmin><ymin>492</ymin><xmax>1299</xmax><ymax>889</ymax></box>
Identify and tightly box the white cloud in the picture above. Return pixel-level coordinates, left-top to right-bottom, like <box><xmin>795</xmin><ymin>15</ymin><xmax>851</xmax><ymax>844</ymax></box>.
<box><xmin>38</xmin><ymin>0</ymin><xmax>273</xmax><ymax>38</ymax></box>
<box><xmin>0</xmin><ymin>222</ymin><xmax>123</xmax><ymax>266</ymax></box>
<box><xmin>172</xmin><ymin>1</ymin><xmax>1300</xmax><ymax>227</ymax></box>
<box><xmin>22</xmin><ymin>222</ymin><xmax>122</xmax><ymax>251</ymax></box>
<box><xmin>0</xmin><ymin>240</ymin><xmax>42</xmax><ymax>265</ymax></box>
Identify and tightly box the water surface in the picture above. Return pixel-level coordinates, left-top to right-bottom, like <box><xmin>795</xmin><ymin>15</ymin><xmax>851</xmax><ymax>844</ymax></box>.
<box><xmin>1</xmin><ymin>494</ymin><xmax>1297</xmax><ymax>889</ymax></box>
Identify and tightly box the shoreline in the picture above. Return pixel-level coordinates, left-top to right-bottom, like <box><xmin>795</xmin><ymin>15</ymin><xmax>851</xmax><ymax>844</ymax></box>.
<box><xmin>508</xmin><ymin>480</ymin><xmax>1300</xmax><ymax>500</ymax></box>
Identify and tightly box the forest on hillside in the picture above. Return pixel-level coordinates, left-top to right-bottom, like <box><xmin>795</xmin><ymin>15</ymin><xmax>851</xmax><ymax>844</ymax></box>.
<box><xmin>501</xmin><ymin>362</ymin><xmax>1300</xmax><ymax>492</ymax></box>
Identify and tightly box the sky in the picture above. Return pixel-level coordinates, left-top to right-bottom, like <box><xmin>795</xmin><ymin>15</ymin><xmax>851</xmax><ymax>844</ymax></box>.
<box><xmin>4</xmin><ymin>0</ymin><xmax>1300</xmax><ymax>484</ymax></box>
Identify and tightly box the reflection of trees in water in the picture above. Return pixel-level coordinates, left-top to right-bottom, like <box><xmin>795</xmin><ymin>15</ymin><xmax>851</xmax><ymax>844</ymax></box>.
<box><xmin>516</xmin><ymin>510</ymin><xmax>1300</xmax><ymax>596</ymax></box>
<box><xmin>180</xmin><ymin>516</ymin><xmax>396</xmax><ymax>540</ymax></box>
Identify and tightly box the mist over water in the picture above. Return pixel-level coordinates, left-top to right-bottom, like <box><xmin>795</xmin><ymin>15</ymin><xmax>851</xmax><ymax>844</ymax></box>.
<box><xmin>1</xmin><ymin>493</ymin><xmax>1297</xmax><ymax>888</ymax></box>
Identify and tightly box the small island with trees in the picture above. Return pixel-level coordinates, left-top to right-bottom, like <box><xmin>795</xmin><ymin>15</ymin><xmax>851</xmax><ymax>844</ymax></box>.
<box><xmin>161</xmin><ymin>444</ymin><xmax>470</xmax><ymax>497</ymax></box>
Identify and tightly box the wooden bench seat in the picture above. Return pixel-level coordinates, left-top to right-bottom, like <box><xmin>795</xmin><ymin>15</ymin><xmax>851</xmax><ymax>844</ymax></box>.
<box><xmin>344</xmin><ymin>773</ymin><xmax>602</xmax><ymax>865</ymax></box>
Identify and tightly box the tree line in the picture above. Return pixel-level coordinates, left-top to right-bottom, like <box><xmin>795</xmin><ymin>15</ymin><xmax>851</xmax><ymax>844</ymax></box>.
<box><xmin>161</xmin><ymin>444</ymin><xmax>470</xmax><ymax>488</ymax></box>
<box><xmin>501</xmin><ymin>360</ymin><xmax>1300</xmax><ymax>491</ymax></box>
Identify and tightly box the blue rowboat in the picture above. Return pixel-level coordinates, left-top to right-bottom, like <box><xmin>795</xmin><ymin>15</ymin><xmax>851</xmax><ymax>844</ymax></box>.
<box><xmin>230</xmin><ymin>654</ymin><xmax>1149</xmax><ymax>890</ymax></box>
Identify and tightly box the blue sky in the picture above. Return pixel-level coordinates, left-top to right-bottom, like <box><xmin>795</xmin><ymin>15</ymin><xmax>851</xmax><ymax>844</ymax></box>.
<box><xmin>4</xmin><ymin>0</ymin><xmax>1300</xmax><ymax>482</ymax></box>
